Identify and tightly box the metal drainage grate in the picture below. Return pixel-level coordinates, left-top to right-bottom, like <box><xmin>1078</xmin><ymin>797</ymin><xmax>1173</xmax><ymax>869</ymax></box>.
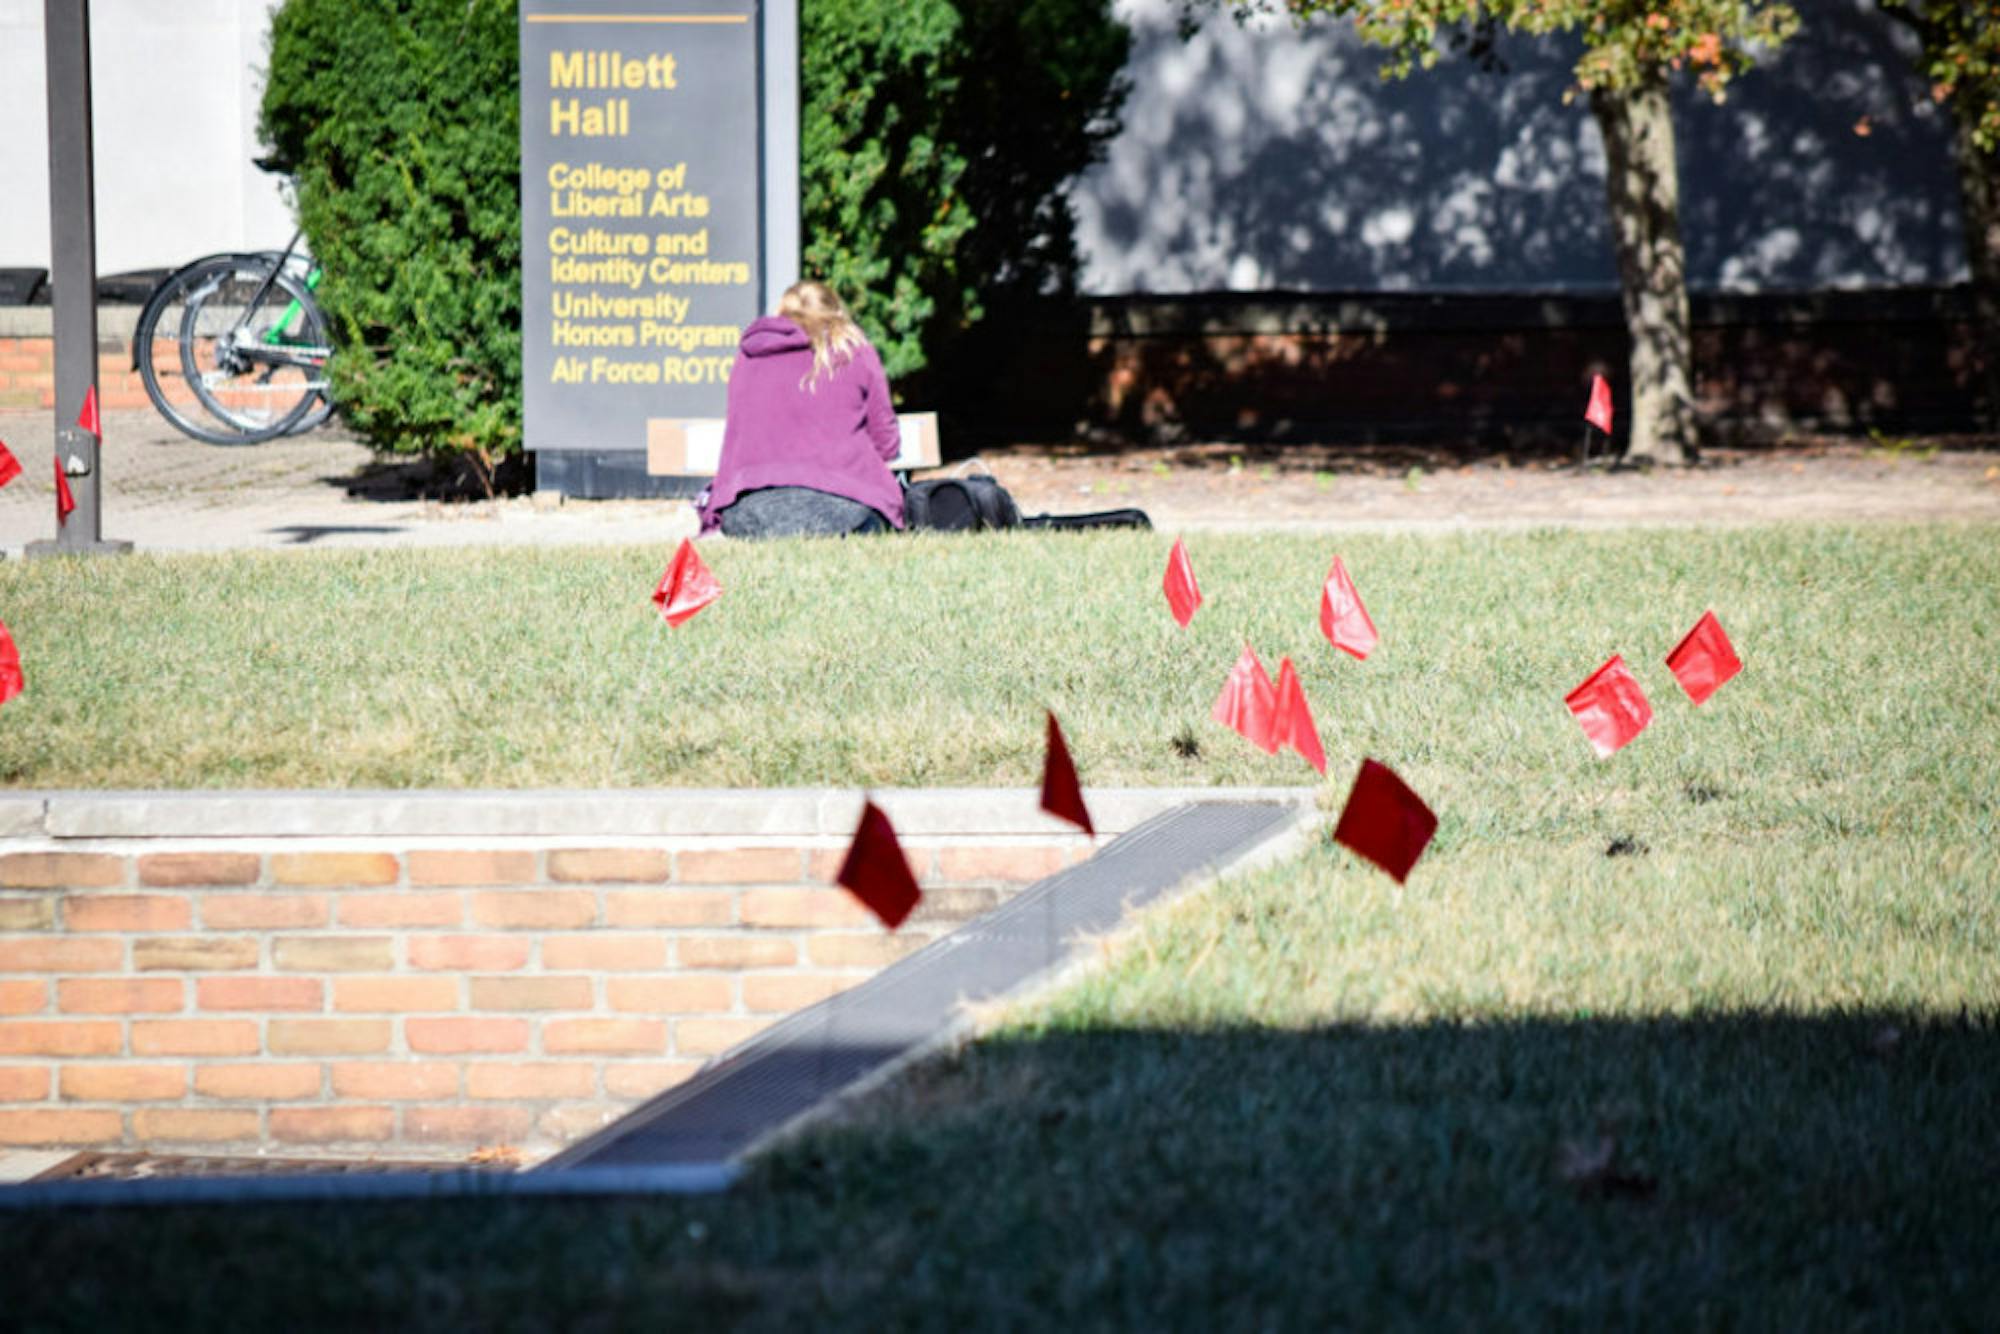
<box><xmin>544</xmin><ymin>800</ymin><xmax>1302</xmax><ymax>1173</ymax></box>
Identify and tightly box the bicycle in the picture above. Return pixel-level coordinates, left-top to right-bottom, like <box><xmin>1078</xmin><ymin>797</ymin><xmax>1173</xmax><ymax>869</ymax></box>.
<box><xmin>132</xmin><ymin>228</ymin><xmax>333</xmax><ymax>445</ymax></box>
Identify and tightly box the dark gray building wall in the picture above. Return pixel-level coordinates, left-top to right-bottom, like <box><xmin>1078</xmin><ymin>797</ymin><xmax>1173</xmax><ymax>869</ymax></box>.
<box><xmin>1074</xmin><ymin>0</ymin><xmax>1967</xmax><ymax>296</ymax></box>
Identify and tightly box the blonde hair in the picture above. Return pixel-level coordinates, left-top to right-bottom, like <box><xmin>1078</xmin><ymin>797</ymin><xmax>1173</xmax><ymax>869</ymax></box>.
<box><xmin>778</xmin><ymin>280</ymin><xmax>867</xmax><ymax>390</ymax></box>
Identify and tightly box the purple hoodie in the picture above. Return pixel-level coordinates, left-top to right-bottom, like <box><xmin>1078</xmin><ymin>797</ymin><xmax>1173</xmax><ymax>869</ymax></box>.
<box><xmin>697</xmin><ymin>316</ymin><xmax>904</xmax><ymax>532</ymax></box>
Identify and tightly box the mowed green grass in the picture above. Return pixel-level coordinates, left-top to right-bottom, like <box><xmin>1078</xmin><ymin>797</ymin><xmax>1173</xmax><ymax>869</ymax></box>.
<box><xmin>0</xmin><ymin>523</ymin><xmax>1994</xmax><ymax>796</ymax></box>
<box><xmin>1</xmin><ymin>523</ymin><xmax>1997</xmax><ymax>1327</ymax></box>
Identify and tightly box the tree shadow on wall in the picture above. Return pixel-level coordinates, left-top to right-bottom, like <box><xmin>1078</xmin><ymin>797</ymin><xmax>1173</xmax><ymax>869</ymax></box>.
<box><xmin>939</xmin><ymin>0</ymin><xmax>1971</xmax><ymax>448</ymax></box>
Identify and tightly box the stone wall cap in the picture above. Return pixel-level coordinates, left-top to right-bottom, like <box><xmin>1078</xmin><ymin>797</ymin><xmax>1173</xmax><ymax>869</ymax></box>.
<box><xmin>24</xmin><ymin>788</ymin><xmax>1317</xmax><ymax>841</ymax></box>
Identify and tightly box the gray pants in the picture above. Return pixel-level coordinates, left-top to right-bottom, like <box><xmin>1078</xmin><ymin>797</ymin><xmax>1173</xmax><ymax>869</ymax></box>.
<box><xmin>717</xmin><ymin>486</ymin><xmax>887</xmax><ymax>539</ymax></box>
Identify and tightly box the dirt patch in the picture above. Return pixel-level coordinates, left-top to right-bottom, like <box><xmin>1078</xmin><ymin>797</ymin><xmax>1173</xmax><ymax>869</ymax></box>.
<box><xmin>968</xmin><ymin>437</ymin><xmax>2000</xmax><ymax>530</ymax></box>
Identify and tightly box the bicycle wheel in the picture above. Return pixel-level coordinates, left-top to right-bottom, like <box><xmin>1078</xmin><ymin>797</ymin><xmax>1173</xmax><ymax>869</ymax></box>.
<box><xmin>133</xmin><ymin>255</ymin><xmax>264</xmax><ymax>444</ymax></box>
<box><xmin>283</xmin><ymin>266</ymin><xmax>336</xmax><ymax>435</ymax></box>
<box><xmin>179</xmin><ymin>259</ymin><xmax>330</xmax><ymax>444</ymax></box>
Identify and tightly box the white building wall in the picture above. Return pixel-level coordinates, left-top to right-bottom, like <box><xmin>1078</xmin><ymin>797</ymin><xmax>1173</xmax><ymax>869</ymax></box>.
<box><xmin>1</xmin><ymin>0</ymin><xmax>292</xmax><ymax>277</ymax></box>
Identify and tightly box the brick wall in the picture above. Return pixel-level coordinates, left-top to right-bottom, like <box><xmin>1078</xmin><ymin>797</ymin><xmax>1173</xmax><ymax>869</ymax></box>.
<box><xmin>0</xmin><ymin>308</ymin><xmax>149</xmax><ymax>413</ymax></box>
<box><xmin>0</xmin><ymin>825</ymin><xmax>1091</xmax><ymax>1163</ymax></box>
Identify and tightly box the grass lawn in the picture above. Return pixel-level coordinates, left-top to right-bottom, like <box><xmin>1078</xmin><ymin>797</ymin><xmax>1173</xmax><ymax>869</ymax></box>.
<box><xmin>1</xmin><ymin>523</ymin><xmax>1996</xmax><ymax>1326</ymax></box>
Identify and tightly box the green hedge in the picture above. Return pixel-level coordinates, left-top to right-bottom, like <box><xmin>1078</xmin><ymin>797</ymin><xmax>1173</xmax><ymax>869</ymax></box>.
<box><xmin>261</xmin><ymin>0</ymin><xmax>523</xmax><ymax>477</ymax></box>
<box><xmin>259</xmin><ymin>0</ymin><xmax>1128</xmax><ymax>471</ymax></box>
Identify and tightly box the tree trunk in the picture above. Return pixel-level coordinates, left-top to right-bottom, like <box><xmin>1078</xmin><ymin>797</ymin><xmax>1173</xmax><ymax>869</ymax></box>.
<box><xmin>1590</xmin><ymin>80</ymin><xmax>1698</xmax><ymax>467</ymax></box>
<box><xmin>1951</xmin><ymin>119</ymin><xmax>2000</xmax><ymax>431</ymax></box>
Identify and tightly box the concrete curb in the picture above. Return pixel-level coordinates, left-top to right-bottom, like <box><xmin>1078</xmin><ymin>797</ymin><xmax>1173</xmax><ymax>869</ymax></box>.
<box><xmin>0</xmin><ymin>1163</ymin><xmax>740</xmax><ymax>1210</ymax></box>
<box><xmin>1</xmin><ymin>787</ymin><xmax>1318</xmax><ymax>843</ymax></box>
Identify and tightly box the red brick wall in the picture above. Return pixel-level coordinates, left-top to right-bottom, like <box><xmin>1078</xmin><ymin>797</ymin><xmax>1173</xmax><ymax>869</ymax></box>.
<box><xmin>0</xmin><ymin>328</ymin><xmax>154</xmax><ymax>413</ymax></box>
<box><xmin>0</xmin><ymin>838</ymin><xmax>1082</xmax><ymax>1162</ymax></box>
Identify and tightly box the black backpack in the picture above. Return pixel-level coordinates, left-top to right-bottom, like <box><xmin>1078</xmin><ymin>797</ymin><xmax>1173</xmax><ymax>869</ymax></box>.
<box><xmin>902</xmin><ymin>472</ymin><xmax>1152</xmax><ymax>534</ymax></box>
<box><xmin>903</xmin><ymin>476</ymin><xmax>1021</xmax><ymax>531</ymax></box>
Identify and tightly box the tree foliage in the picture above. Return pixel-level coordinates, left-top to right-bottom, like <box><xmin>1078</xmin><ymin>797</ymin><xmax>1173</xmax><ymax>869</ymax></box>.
<box><xmin>802</xmin><ymin>0</ymin><xmax>1130</xmax><ymax>380</ymax></box>
<box><xmin>1264</xmin><ymin>0</ymin><xmax>1798</xmax><ymax>100</ymax></box>
<box><xmin>1881</xmin><ymin>0</ymin><xmax>2000</xmax><ymax>150</ymax></box>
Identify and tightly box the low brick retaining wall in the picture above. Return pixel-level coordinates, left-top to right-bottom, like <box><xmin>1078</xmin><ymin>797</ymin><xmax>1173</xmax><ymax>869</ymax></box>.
<box><xmin>0</xmin><ymin>307</ymin><xmax>148</xmax><ymax>413</ymax></box>
<box><xmin>0</xmin><ymin>789</ymin><xmax>1301</xmax><ymax>1163</ymax></box>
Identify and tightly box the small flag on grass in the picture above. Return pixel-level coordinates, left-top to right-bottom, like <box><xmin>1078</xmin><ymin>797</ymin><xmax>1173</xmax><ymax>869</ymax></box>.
<box><xmin>651</xmin><ymin>538</ymin><xmax>720</xmax><ymax>626</ymax></box>
<box><xmin>1584</xmin><ymin>375</ymin><xmax>1614</xmax><ymax>435</ymax></box>
<box><xmin>1272</xmin><ymin>657</ymin><xmax>1327</xmax><ymax>774</ymax></box>
<box><xmin>0</xmin><ymin>439</ymin><xmax>20</xmax><ymax>489</ymax></box>
<box><xmin>0</xmin><ymin>620</ymin><xmax>23</xmax><ymax>707</ymax></box>
<box><xmin>1213</xmin><ymin>643</ymin><xmax>1279</xmax><ymax>753</ymax></box>
<box><xmin>1333</xmin><ymin>758</ymin><xmax>1437</xmax><ymax>884</ymax></box>
<box><xmin>1163</xmin><ymin>536</ymin><xmax>1202</xmax><ymax>628</ymax></box>
<box><xmin>1040</xmin><ymin>710</ymin><xmax>1094</xmax><ymax>836</ymax></box>
<box><xmin>76</xmin><ymin>385</ymin><xmax>101</xmax><ymax>441</ymax></box>
<box><xmin>1319</xmin><ymin>556</ymin><xmax>1378</xmax><ymax>661</ymax></box>
<box><xmin>836</xmin><ymin>800</ymin><xmax>922</xmax><ymax>931</ymax></box>
<box><xmin>1566</xmin><ymin>654</ymin><xmax>1652</xmax><ymax>757</ymax></box>
<box><xmin>1664</xmin><ymin>610</ymin><xmax>1741</xmax><ymax>705</ymax></box>
<box><xmin>54</xmin><ymin>458</ymin><xmax>75</xmax><ymax>521</ymax></box>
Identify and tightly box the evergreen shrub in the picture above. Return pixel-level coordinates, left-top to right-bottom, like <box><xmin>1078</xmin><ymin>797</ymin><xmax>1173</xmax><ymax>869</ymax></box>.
<box><xmin>261</xmin><ymin>0</ymin><xmax>523</xmax><ymax>485</ymax></box>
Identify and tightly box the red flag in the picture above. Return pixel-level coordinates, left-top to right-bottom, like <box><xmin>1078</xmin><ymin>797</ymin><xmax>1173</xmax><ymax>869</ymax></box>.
<box><xmin>0</xmin><ymin>439</ymin><xmax>20</xmax><ymax>489</ymax></box>
<box><xmin>650</xmin><ymin>538</ymin><xmax>720</xmax><ymax>626</ymax></box>
<box><xmin>1664</xmin><ymin>610</ymin><xmax>1742</xmax><ymax>705</ymax></box>
<box><xmin>835</xmin><ymin>800</ymin><xmax>922</xmax><ymax>931</ymax></box>
<box><xmin>54</xmin><ymin>458</ymin><xmax>75</xmax><ymax>521</ymax></box>
<box><xmin>1584</xmin><ymin>375</ymin><xmax>1614</xmax><ymax>435</ymax></box>
<box><xmin>1271</xmin><ymin>657</ymin><xmax>1327</xmax><ymax>774</ymax></box>
<box><xmin>1040</xmin><ymin>710</ymin><xmax>1094</xmax><ymax>835</ymax></box>
<box><xmin>1565</xmin><ymin>654</ymin><xmax>1652</xmax><ymax>757</ymax></box>
<box><xmin>1162</xmin><ymin>536</ymin><xmax>1202</xmax><ymax>628</ymax></box>
<box><xmin>1318</xmin><ymin>556</ymin><xmax>1378</xmax><ymax>661</ymax></box>
<box><xmin>0</xmin><ymin>620</ymin><xmax>22</xmax><ymax>708</ymax></box>
<box><xmin>1333</xmin><ymin>758</ymin><xmax>1437</xmax><ymax>884</ymax></box>
<box><xmin>76</xmin><ymin>385</ymin><xmax>101</xmax><ymax>441</ymax></box>
<box><xmin>1212</xmin><ymin>643</ymin><xmax>1279</xmax><ymax>753</ymax></box>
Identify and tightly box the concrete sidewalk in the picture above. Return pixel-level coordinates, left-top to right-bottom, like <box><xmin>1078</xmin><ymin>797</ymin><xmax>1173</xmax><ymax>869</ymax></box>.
<box><xmin>6</xmin><ymin>407</ymin><xmax>1997</xmax><ymax>558</ymax></box>
<box><xmin>0</xmin><ymin>409</ymin><xmax>696</xmax><ymax>557</ymax></box>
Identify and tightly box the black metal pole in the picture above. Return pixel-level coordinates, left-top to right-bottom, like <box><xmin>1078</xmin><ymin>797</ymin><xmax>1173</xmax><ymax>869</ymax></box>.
<box><xmin>29</xmin><ymin>0</ymin><xmax>129</xmax><ymax>559</ymax></box>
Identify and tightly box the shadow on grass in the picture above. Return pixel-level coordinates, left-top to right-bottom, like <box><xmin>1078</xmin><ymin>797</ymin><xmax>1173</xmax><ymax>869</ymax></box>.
<box><xmin>4</xmin><ymin>1011</ymin><xmax>1995</xmax><ymax>1328</ymax></box>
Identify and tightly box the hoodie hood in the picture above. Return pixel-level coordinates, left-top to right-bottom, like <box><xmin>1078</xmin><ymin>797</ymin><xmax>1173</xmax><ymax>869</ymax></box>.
<box><xmin>740</xmin><ymin>315</ymin><xmax>812</xmax><ymax>358</ymax></box>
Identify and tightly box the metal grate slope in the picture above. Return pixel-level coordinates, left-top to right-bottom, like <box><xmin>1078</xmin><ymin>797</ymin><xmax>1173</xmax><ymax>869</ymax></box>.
<box><xmin>544</xmin><ymin>800</ymin><xmax>1301</xmax><ymax>1172</ymax></box>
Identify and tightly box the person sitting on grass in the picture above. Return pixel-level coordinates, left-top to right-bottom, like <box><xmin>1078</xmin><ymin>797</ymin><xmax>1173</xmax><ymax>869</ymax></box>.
<box><xmin>698</xmin><ymin>280</ymin><xmax>904</xmax><ymax>539</ymax></box>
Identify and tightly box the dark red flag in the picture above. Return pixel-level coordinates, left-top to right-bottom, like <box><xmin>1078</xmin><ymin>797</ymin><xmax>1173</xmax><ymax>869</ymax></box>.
<box><xmin>76</xmin><ymin>385</ymin><xmax>101</xmax><ymax>441</ymax></box>
<box><xmin>1212</xmin><ymin>643</ymin><xmax>1279</xmax><ymax>753</ymax></box>
<box><xmin>1333</xmin><ymin>758</ymin><xmax>1437</xmax><ymax>884</ymax></box>
<box><xmin>1040</xmin><ymin>710</ymin><xmax>1094</xmax><ymax>835</ymax></box>
<box><xmin>0</xmin><ymin>439</ymin><xmax>20</xmax><ymax>489</ymax></box>
<box><xmin>1565</xmin><ymin>654</ymin><xmax>1652</xmax><ymax>757</ymax></box>
<box><xmin>1272</xmin><ymin>657</ymin><xmax>1327</xmax><ymax>774</ymax></box>
<box><xmin>1318</xmin><ymin>555</ymin><xmax>1378</xmax><ymax>661</ymax></box>
<box><xmin>1162</xmin><ymin>536</ymin><xmax>1202</xmax><ymax>628</ymax></box>
<box><xmin>1664</xmin><ymin>610</ymin><xmax>1742</xmax><ymax>705</ymax></box>
<box><xmin>1584</xmin><ymin>375</ymin><xmax>1614</xmax><ymax>435</ymax></box>
<box><xmin>835</xmin><ymin>800</ymin><xmax>922</xmax><ymax>930</ymax></box>
<box><xmin>54</xmin><ymin>458</ymin><xmax>75</xmax><ymax>521</ymax></box>
<box><xmin>650</xmin><ymin>538</ymin><xmax>721</xmax><ymax>626</ymax></box>
<box><xmin>0</xmin><ymin>620</ymin><xmax>22</xmax><ymax>708</ymax></box>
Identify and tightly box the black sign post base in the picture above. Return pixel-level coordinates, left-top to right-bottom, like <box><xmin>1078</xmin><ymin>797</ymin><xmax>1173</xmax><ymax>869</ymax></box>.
<box><xmin>533</xmin><ymin>452</ymin><xmax>705</xmax><ymax>501</ymax></box>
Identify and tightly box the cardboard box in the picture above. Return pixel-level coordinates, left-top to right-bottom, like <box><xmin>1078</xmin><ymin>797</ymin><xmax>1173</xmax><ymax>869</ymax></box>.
<box><xmin>647</xmin><ymin>412</ymin><xmax>940</xmax><ymax>476</ymax></box>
